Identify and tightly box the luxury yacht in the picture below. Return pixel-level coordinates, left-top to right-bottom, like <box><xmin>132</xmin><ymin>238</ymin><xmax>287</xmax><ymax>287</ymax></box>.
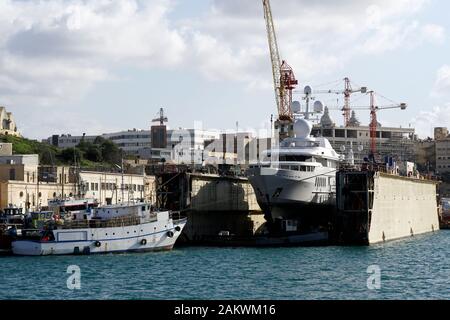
<box><xmin>248</xmin><ymin>117</ymin><xmax>342</xmax><ymax>233</ymax></box>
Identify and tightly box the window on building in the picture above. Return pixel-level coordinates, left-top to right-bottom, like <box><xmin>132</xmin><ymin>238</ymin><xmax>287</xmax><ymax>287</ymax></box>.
<box><xmin>347</xmin><ymin>130</ymin><xmax>357</xmax><ymax>139</ymax></box>
<box><xmin>9</xmin><ymin>168</ymin><xmax>16</xmax><ymax>180</ymax></box>
<box><xmin>335</xmin><ymin>129</ymin><xmax>345</xmax><ymax>138</ymax></box>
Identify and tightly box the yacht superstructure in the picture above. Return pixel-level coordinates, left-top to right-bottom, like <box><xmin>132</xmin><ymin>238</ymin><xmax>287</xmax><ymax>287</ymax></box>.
<box><xmin>248</xmin><ymin>118</ymin><xmax>341</xmax><ymax>233</ymax></box>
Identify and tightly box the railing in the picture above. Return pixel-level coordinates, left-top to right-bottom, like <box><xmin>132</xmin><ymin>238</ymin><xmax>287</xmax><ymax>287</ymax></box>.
<box><xmin>169</xmin><ymin>211</ymin><xmax>185</xmax><ymax>222</ymax></box>
<box><xmin>53</xmin><ymin>213</ymin><xmax>158</xmax><ymax>230</ymax></box>
<box><xmin>339</xmin><ymin>163</ymin><xmax>440</xmax><ymax>182</ymax></box>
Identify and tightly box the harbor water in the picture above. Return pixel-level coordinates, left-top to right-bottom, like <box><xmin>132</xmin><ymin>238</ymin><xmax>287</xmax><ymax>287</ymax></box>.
<box><xmin>0</xmin><ymin>231</ymin><xmax>448</xmax><ymax>300</ymax></box>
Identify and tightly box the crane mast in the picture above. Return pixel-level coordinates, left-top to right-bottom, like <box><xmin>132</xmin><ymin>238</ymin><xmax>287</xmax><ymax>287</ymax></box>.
<box><xmin>343</xmin><ymin>77</ymin><xmax>352</xmax><ymax>127</ymax></box>
<box><xmin>263</xmin><ymin>0</ymin><xmax>298</xmax><ymax>140</ymax></box>
<box><xmin>348</xmin><ymin>91</ymin><xmax>407</xmax><ymax>159</ymax></box>
<box><xmin>369</xmin><ymin>91</ymin><xmax>378</xmax><ymax>157</ymax></box>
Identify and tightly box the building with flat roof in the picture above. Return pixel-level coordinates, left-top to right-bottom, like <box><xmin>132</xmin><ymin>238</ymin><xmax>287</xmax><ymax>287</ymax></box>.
<box><xmin>435</xmin><ymin>129</ymin><xmax>450</xmax><ymax>174</ymax></box>
<box><xmin>44</xmin><ymin>128</ymin><xmax>220</xmax><ymax>158</ymax></box>
<box><xmin>0</xmin><ymin>163</ymin><xmax>156</xmax><ymax>211</ymax></box>
<box><xmin>312</xmin><ymin>111</ymin><xmax>416</xmax><ymax>163</ymax></box>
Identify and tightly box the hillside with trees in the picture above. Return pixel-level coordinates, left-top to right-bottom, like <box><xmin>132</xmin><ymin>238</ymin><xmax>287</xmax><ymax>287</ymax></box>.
<box><xmin>0</xmin><ymin>134</ymin><xmax>123</xmax><ymax>168</ymax></box>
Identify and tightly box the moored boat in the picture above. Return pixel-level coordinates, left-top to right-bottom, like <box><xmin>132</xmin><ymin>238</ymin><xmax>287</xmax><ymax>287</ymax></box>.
<box><xmin>11</xmin><ymin>202</ymin><xmax>186</xmax><ymax>256</ymax></box>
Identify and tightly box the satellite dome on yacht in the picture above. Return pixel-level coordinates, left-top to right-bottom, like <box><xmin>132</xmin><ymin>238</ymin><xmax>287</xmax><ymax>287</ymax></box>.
<box><xmin>293</xmin><ymin>118</ymin><xmax>313</xmax><ymax>139</ymax></box>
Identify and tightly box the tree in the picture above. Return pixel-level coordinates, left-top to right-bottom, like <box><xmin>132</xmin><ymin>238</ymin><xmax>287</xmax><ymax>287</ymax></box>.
<box><xmin>101</xmin><ymin>140</ymin><xmax>121</xmax><ymax>164</ymax></box>
<box><xmin>93</xmin><ymin>136</ymin><xmax>106</xmax><ymax>145</ymax></box>
<box><xmin>85</xmin><ymin>145</ymin><xmax>103</xmax><ymax>162</ymax></box>
<box><xmin>59</xmin><ymin>148</ymin><xmax>83</xmax><ymax>164</ymax></box>
<box><xmin>40</xmin><ymin>148</ymin><xmax>57</xmax><ymax>165</ymax></box>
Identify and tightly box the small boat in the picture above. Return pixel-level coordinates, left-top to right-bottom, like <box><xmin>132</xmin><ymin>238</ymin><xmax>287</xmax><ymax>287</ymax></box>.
<box><xmin>11</xmin><ymin>202</ymin><xmax>187</xmax><ymax>256</ymax></box>
<box><xmin>0</xmin><ymin>206</ymin><xmax>26</xmax><ymax>225</ymax></box>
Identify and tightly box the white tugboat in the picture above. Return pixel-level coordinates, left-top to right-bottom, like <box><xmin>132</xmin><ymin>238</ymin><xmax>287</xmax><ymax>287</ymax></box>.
<box><xmin>11</xmin><ymin>202</ymin><xmax>187</xmax><ymax>256</ymax></box>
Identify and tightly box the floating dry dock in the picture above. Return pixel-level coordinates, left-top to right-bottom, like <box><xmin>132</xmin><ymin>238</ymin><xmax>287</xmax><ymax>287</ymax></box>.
<box><xmin>334</xmin><ymin>170</ymin><xmax>440</xmax><ymax>245</ymax></box>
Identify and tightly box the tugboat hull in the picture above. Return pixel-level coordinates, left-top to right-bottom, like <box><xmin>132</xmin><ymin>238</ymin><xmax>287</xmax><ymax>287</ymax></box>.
<box><xmin>12</xmin><ymin>218</ymin><xmax>187</xmax><ymax>256</ymax></box>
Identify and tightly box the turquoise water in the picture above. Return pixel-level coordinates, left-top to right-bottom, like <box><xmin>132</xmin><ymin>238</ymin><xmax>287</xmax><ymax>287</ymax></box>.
<box><xmin>0</xmin><ymin>231</ymin><xmax>449</xmax><ymax>300</ymax></box>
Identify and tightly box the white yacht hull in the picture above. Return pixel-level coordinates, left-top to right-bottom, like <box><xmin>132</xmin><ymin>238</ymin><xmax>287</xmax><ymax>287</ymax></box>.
<box><xmin>12</xmin><ymin>218</ymin><xmax>187</xmax><ymax>256</ymax></box>
<box><xmin>248</xmin><ymin>166</ymin><xmax>336</xmax><ymax>223</ymax></box>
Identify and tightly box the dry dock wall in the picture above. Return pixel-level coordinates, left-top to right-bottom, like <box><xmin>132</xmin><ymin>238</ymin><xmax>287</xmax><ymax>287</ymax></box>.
<box><xmin>184</xmin><ymin>175</ymin><xmax>265</xmax><ymax>242</ymax></box>
<box><xmin>369</xmin><ymin>173</ymin><xmax>439</xmax><ymax>244</ymax></box>
<box><xmin>155</xmin><ymin>173</ymin><xmax>265</xmax><ymax>243</ymax></box>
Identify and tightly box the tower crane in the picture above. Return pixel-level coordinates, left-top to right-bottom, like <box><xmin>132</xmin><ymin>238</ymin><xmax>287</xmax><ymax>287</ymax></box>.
<box><xmin>350</xmin><ymin>91</ymin><xmax>407</xmax><ymax>158</ymax></box>
<box><xmin>262</xmin><ymin>0</ymin><xmax>298</xmax><ymax>141</ymax></box>
<box><xmin>314</xmin><ymin>78</ymin><xmax>367</xmax><ymax>127</ymax></box>
<box><xmin>152</xmin><ymin>107</ymin><xmax>168</xmax><ymax>126</ymax></box>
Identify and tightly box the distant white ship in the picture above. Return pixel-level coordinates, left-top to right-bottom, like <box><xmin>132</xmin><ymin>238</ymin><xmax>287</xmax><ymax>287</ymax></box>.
<box><xmin>12</xmin><ymin>202</ymin><xmax>186</xmax><ymax>256</ymax></box>
<box><xmin>248</xmin><ymin>117</ymin><xmax>341</xmax><ymax>233</ymax></box>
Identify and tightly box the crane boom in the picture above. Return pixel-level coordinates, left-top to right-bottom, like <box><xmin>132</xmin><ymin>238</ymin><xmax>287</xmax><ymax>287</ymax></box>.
<box><xmin>313</xmin><ymin>77</ymin><xmax>366</xmax><ymax>127</ymax></box>
<box><xmin>263</xmin><ymin>0</ymin><xmax>282</xmax><ymax>116</ymax></box>
<box><xmin>262</xmin><ymin>0</ymin><xmax>298</xmax><ymax>140</ymax></box>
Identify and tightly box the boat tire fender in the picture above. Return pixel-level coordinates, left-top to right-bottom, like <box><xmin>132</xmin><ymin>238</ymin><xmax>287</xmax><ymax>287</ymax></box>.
<box><xmin>141</xmin><ymin>239</ymin><xmax>147</xmax><ymax>245</ymax></box>
<box><xmin>175</xmin><ymin>226</ymin><xmax>181</xmax><ymax>232</ymax></box>
<box><xmin>94</xmin><ymin>241</ymin><xmax>101</xmax><ymax>247</ymax></box>
<box><xmin>167</xmin><ymin>231</ymin><xmax>174</xmax><ymax>238</ymax></box>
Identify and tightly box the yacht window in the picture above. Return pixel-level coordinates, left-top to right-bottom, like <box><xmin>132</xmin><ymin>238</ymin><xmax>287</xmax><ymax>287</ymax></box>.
<box><xmin>291</xmin><ymin>165</ymin><xmax>299</xmax><ymax>171</ymax></box>
<box><xmin>279</xmin><ymin>155</ymin><xmax>312</xmax><ymax>162</ymax></box>
<box><xmin>280</xmin><ymin>165</ymin><xmax>290</xmax><ymax>170</ymax></box>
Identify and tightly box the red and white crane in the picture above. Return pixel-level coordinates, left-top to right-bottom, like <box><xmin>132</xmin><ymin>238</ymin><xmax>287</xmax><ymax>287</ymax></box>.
<box><xmin>351</xmin><ymin>91</ymin><xmax>407</xmax><ymax>157</ymax></box>
<box><xmin>262</xmin><ymin>0</ymin><xmax>298</xmax><ymax>140</ymax></box>
<box><xmin>314</xmin><ymin>78</ymin><xmax>367</xmax><ymax>127</ymax></box>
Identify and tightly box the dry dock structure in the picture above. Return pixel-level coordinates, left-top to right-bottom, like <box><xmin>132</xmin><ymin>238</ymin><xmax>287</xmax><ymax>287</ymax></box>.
<box><xmin>155</xmin><ymin>172</ymin><xmax>265</xmax><ymax>244</ymax></box>
<box><xmin>335</xmin><ymin>170</ymin><xmax>440</xmax><ymax>245</ymax></box>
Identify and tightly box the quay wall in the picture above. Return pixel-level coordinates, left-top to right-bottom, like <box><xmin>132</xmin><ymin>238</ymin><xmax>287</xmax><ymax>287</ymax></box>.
<box><xmin>369</xmin><ymin>173</ymin><xmax>440</xmax><ymax>244</ymax></box>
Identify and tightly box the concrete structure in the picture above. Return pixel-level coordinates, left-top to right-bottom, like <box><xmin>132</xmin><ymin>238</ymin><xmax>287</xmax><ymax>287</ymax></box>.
<box><xmin>154</xmin><ymin>172</ymin><xmax>264</xmax><ymax>244</ymax></box>
<box><xmin>312</xmin><ymin>112</ymin><xmax>416</xmax><ymax>163</ymax></box>
<box><xmin>435</xmin><ymin>127</ymin><xmax>449</xmax><ymax>141</ymax></box>
<box><xmin>45</xmin><ymin>129</ymin><xmax>151</xmax><ymax>156</ymax></box>
<box><xmin>78</xmin><ymin>171</ymin><xmax>155</xmax><ymax>205</ymax></box>
<box><xmin>44</xmin><ymin>128</ymin><xmax>220</xmax><ymax>159</ymax></box>
<box><xmin>151</xmin><ymin>126</ymin><xmax>167</xmax><ymax>149</ymax></box>
<box><xmin>436</xmin><ymin>137</ymin><xmax>450</xmax><ymax>174</ymax></box>
<box><xmin>0</xmin><ymin>143</ymin><xmax>13</xmax><ymax>156</ymax></box>
<box><xmin>336</xmin><ymin>171</ymin><xmax>439</xmax><ymax>244</ymax></box>
<box><xmin>414</xmin><ymin>139</ymin><xmax>436</xmax><ymax>172</ymax></box>
<box><xmin>0</xmin><ymin>154</ymin><xmax>39</xmax><ymax>186</ymax></box>
<box><xmin>0</xmin><ymin>107</ymin><xmax>20</xmax><ymax>137</ymax></box>
<box><xmin>0</xmin><ymin>154</ymin><xmax>156</xmax><ymax>211</ymax></box>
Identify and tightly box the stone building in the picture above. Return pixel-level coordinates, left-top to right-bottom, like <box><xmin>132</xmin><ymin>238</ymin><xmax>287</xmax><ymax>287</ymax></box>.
<box><xmin>0</xmin><ymin>107</ymin><xmax>20</xmax><ymax>137</ymax></box>
<box><xmin>0</xmin><ymin>154</ymin><xmax>156</xmax><ymax>211</ymax></box>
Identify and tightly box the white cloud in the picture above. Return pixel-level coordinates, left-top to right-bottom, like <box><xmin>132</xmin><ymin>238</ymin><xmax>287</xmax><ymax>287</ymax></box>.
<box><xmin>411</xmin><ymin>104</ymin><xmax>450</xmax><ymax>138</ymax></box>
<box><xmin>0</xmin><ymin>0</ymin><xmax>446</xmax><ymax>137</ymax></box>
<box><xmin>0</xmin><ymin>0</ymin><xmax>186</xmax><ymax>109</ymax></box>
<box><xmin>359</xmin><ymin>22</ymin><xmax>446</xmax><ymax>54</ymax></box>
<box><xmin>432</xmin><ymin>65</ymin><xmax>450</xmax><ymax>97</ymax></box>
<box><xmin>186</xmin><ymin>0</ymin><xmax>443</xmax><ymax>86</ymax></box>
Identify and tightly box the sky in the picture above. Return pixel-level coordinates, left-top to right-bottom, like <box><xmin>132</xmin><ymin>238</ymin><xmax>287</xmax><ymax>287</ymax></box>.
<box><xmin>1</xmin><ymin>0</ymin><xmax>450</xmax><ymax>140</ymax></box>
